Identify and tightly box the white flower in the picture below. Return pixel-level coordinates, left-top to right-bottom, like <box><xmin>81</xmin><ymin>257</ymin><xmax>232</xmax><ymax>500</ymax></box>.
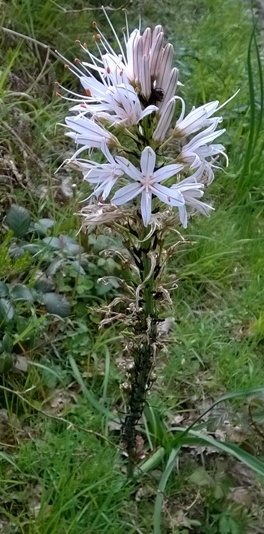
<box><xmin>70</xmin><ymin>143</ymin><xmax>124</xmax><ymax>200</ymax></box>
<box><xmin>65</xmin><ymin>115</ymin><xmax>117</xmax><ymax>152</ymax></box>
<box><xmin>174</xmin><ymin>99</ymin><xmax>222</xmax><ymax>137</ymax></box>
<box><xmin>70</xmin><ymin>11</ymin><xmax>178</xmax><ymax>113</ymax></box>
<box><xmin>112</xmin><ymin>146</ymin><xmax>184</xmax><ymax>226</ymax></box>
<box><xmin>153</xmin><ymin>98</ymin><xmax>176</xmax><ymax>142</ymax></box>
<box><xmin>174</xmin><ymin>92</ymin><xmax>239</xmax><ymax>138</ymax></box>
<box><xmin>171</xmin><ymin>177</ymin><xmax>213</xmax><ymax>228</ymax></box>
<box><xmin>178</xmin><ymin>124</ymin><xmax>228</xmax><ymax>183</ymax></box>
<box><xmin>70</xmin><ymin>76</ymin><xmax>158</xmax><ymax>126</ymax></box>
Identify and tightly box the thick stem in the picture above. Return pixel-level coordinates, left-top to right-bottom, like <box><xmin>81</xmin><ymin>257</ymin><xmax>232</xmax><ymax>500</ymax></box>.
<box><xmin>122</xmin><ymin>235</ymin><xmax>158</xmax><ymax>476</ymax></box>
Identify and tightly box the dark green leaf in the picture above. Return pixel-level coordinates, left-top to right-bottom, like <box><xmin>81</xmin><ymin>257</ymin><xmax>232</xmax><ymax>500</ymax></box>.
<box><xmin>71</xmin><ymin>261</ymin><xmax>86</xmax><ymax>275</ymax></box>
<box><xmin>5</xmin><ymin>205</ymin><xmax>31</xmax><ymax>237</ymax></box>
<box><xmin>10</xmin><ymin>284</ymin><xmax>34</xmax><ymax>302</ymax></box>
<box><xmin>22</xmin><ymin>243</ymin><xmax>43</xmax><ymax>255</ymax></box>
<box><xmin>46</xmin><ymin>258</ymin><xmax>64</xmax><ymax>276</ymax></box>
<box><xmin>0</xmin><ymin>353</ymin><xmax>14</xmax><ymax>373</ymax></box>
<box><xmin>43</xmin><ymin>293</ymin><xmax>71</xmax><ymax>317</ymax></box>
<box><xmin>34</xmin><ymin>218</ymin><xmax>55</xmax><ymax>236</ymax></box>
<box><xmin>42</xmin><ymin>237</ymin><xmax>61</xmax><ymax>249</ymax></box>
<box><xmin>2</xmin><ymin>333</ymin><xmax>13</xmax><ymax>352</ymax></box>
<box><xmin>8</xmin><ymin>243</ymin><xmax>25</xmax><ymax>259</ymax></box>
<box><xmin>0</xmin><ymin>298</ymin><xmax>15</xmax><ymax>321</ymax></box>
<box><xmin>35</xmin><ymin>275</ymin><xmax>55</xmax><ymax>293</ymax></box>
<box><xmin>0</xmin><ymin>282</ymin><xmax>9</xmax><ymax>298</ymax></box>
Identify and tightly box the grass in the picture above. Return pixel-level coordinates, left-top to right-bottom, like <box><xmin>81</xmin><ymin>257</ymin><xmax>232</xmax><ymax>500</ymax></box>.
<box><xmin>0</xmin><ymin>0</ymin><xmax>264</xmax><ymax>532</ymax></box>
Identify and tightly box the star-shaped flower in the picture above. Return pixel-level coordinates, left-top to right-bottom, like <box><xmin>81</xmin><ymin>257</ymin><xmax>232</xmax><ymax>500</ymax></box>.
<box><xmin>112</xmin><ymin>146</ymin><xmax>184</xmax><ymax>226</ymax></box>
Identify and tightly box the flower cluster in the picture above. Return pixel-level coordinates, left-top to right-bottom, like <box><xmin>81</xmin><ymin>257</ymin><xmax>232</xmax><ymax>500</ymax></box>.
<box><xmin>60</xmin><ymin>10</ymin><xmax>231</xmax><ymax>227</ymax></box>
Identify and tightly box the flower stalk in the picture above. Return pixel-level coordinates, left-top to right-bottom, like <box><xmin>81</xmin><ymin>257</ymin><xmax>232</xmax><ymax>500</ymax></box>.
<box><xmin>122</xmin><ymin>231</ymin><xmax>158</xmax><ymax>475</ymax></box>
<box><xmin>59</xmin><ymin>9</ymin><xmax>235</xmax><ymax>475</ymax></box>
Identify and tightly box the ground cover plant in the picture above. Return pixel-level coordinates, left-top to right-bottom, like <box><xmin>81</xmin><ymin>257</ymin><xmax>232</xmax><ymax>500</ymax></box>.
<box><xmin>1</xmin><ymin>0</ymin><xmax>264</xmax><ymax>532</ymax></box>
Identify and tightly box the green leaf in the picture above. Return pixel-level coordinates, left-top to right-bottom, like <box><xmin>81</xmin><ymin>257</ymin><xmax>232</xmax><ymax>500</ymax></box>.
<box><xmin>10</xmin><ymin>284</ymin><xmax>34</xmax><ymax>302</ymax></box>
<box><xmin>0</xmin><ymin>282</ymin><xmax>9</xmax><ymax>298</ymax></box>
<box><xmin>22</xmin><ymin>243</ymin><xmax>43</xmax><ymax>255</ymax></box>
<box><xmin>8</xmin><ymin>243</ymin><xmax>25</xmax><ymax>259</ymax></box>
<box><xmin>0</xmin><ymin>352</ymin><xmax>14</xmax><ymax>373</ymax></box>
<box><xmin>153</xmin><ymin>447</ymin><xmax>181</xmax><ymax>534</ymax></box>
<box><xmin>46</xmin><ymin>258</ymin><xmax>64</xmax><ymax>276</ymax></box>
<box><xmin>0</xmin><ymin>450</ymin><xmax>21</xmax><ymax>471</ymax></box>
<box><xmin>69</xmin><ymin>354</ymin><xmax>117</xmax><ymax>421</ymax></box>
<box><xmin>172</xmin><ymin>429</ymin><xmax>264</xmax><ymax>478</ymax></box>
<box><xmin>0</xmin><ymin>298</ymin><xmax>15</xmax><ymax>321</ymax></box>
<box><xmin>34</xmin><ymin>218</ymin><xmax>55</xmax><ymax>236</ymax></box>
<box><xmin>42</xmin><ymin>236</ymin><xmax>61</xmax><ymax>249</ymax></box>
<box><xmin>219</xmin><ymin>515</ymin><xmax>231</xmax><ymax>534</ymax></box>
<box><xmin>35</xmin><ymin>275</ymin><xmax>55</xmax><ymax>293</ymax></box>
<box><xmin>71</xmin><ymin>260</ymin><xmax>86</xmax><ymax>275</ymax></box>
<box><xmin>43</xmin><ymin>292</ymin><xmax>71</xmax><ymax>317</ymax></box>
<box><xmin>144</xmin><ymin>404</ymin><xmax>169</xmax><ymax>445</ymax></box>
<box><xmin>5</xmin><ymin>205</ymin><xmax>31</xmax><ymax>237</ymax></box>
<box><xmin>64</xmin><ymin>243</ymin><xmax>81</xmax><ymax>255</ymax></box>
<box><xmin>2</xmin><ymin>333</ymin><xmax>13</xmax><ymax>352</ymax></box>
<box><xmin>189</xmin><ymin>467</ymin><xmax>213</xmax><ymax>487</ymax></box>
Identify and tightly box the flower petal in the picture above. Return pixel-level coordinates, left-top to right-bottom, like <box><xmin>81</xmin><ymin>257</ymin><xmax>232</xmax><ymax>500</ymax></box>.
<box><xmin>151</xmin><ymin>183</ymin><xmax>184</xmax><ymax>205</ymax></box>
<box><xmin>140</xmin><ymin>146</ymin><xmax>156</xmax><ymax>176</ymax></box>
<box><xmin>153</xmin><ymin>163</ymin><xmax>184</xmax><ymax>182</ymax></box>
<box><xmin>112</xmin><ymin>182</ymin><xmax>142</xmax><ymax>205</ymax></box>
<box><xmin>115</xmin><ymin>156</ymin><xmax>142</xmax><ymax>181</ymax></box>
<box><xmin>141</xmin><ymin>190</ymin><xmax>152</xmax><ymax>226</ymax></box>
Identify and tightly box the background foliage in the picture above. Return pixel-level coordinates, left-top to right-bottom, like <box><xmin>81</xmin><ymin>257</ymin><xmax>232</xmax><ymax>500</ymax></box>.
<box><xmin>0</xmin><ymin>0</ymin><xmax>264</xmax><ymax>532</ymax></box>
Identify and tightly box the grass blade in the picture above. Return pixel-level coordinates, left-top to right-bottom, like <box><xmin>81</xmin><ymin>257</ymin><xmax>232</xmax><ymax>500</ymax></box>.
<box><xmin>153</xmin><ymin>446</ymin><xmax>181</xmax><ymax>534</ymax></box>
<box><xmin>69</xmin><ymin>354</ymin><xmax>117</xmax><ymax>421</ymax></box>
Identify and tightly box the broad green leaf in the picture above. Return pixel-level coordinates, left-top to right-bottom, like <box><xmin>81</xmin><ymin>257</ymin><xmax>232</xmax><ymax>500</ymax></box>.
<box><xmin>46</xmin><ymin>258</ymin><xmax>64</xmax><ymax>276</ymax></box>
<box><xmin>8</xmin><ymin>243</ymin><xmax>25</xmax><ymax>259</ymax></box>
<box><xmin>10</xmin><ymin>284</ymin><xmax>34</xmax><ymax>302</ymax></box>
<box><xmin>22</xmin><ymin>243</ymin><xmax>43</xmax><ymax>255</ymax></box>
<box><xmin>34</xmin><ymin>218</ymin><xmax>55</xmax><ymax>236</ymax></box>
<box><xmin>38</xmin><ymin>218</ymin><xmax>55</xmax><ymax>228</ymax></box>
<box><xmin>0</xmin><ymin>298</ymin><xmax>15</xmax><ymax>321</ymax></box>
<box><xmin>43</xmin><ymin>293</ymin><xmax>71</xmax><ymax>317</ymax></box>
<box><xmin>2</xmin><ymin>333</ymin><xmax>13</xmax><ymax>352</ymax></box>
<box><xmin>0</xmin><ymin>352</ymin><xmax>14</xmax><ymax>373</ymax></box>
<box><xmin>42</xmin><ymin>236</ymin><xmax>61</xmax><ymax>249</ymax></box>
<box><xmin>71</xmin><ymin>261</ymin><xmax>86</xmax><ymax>275</ymax></box>
<box><xmin>189</xmin><ymin>466</ymin><xmax>213</xmax><ymax>487</ymax></box>
<box><xmin>35</xmin><ymin>275</ymin><xmax>55</xmax><ymax>293</ymax></box>
<box><xmin>5</xmin><ymin>205</ymin><xmax>31</xmax><ymax>237</ymax></box>
<box><xmin>0</xmin><ymin>282</ymin><xmax>9</xmax><ymax>298</ymax></box>
<box><xmin>64</xmin><ymin>243</ymin><xmax>80</xmax><ymax>255</ymax></box>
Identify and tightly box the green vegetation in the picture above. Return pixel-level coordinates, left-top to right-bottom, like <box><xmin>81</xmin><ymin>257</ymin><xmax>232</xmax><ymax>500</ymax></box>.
<box><xmin>0</xmin><ymin>0</ymin><xmax>264</xmax><ymax>532</ymax></box>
